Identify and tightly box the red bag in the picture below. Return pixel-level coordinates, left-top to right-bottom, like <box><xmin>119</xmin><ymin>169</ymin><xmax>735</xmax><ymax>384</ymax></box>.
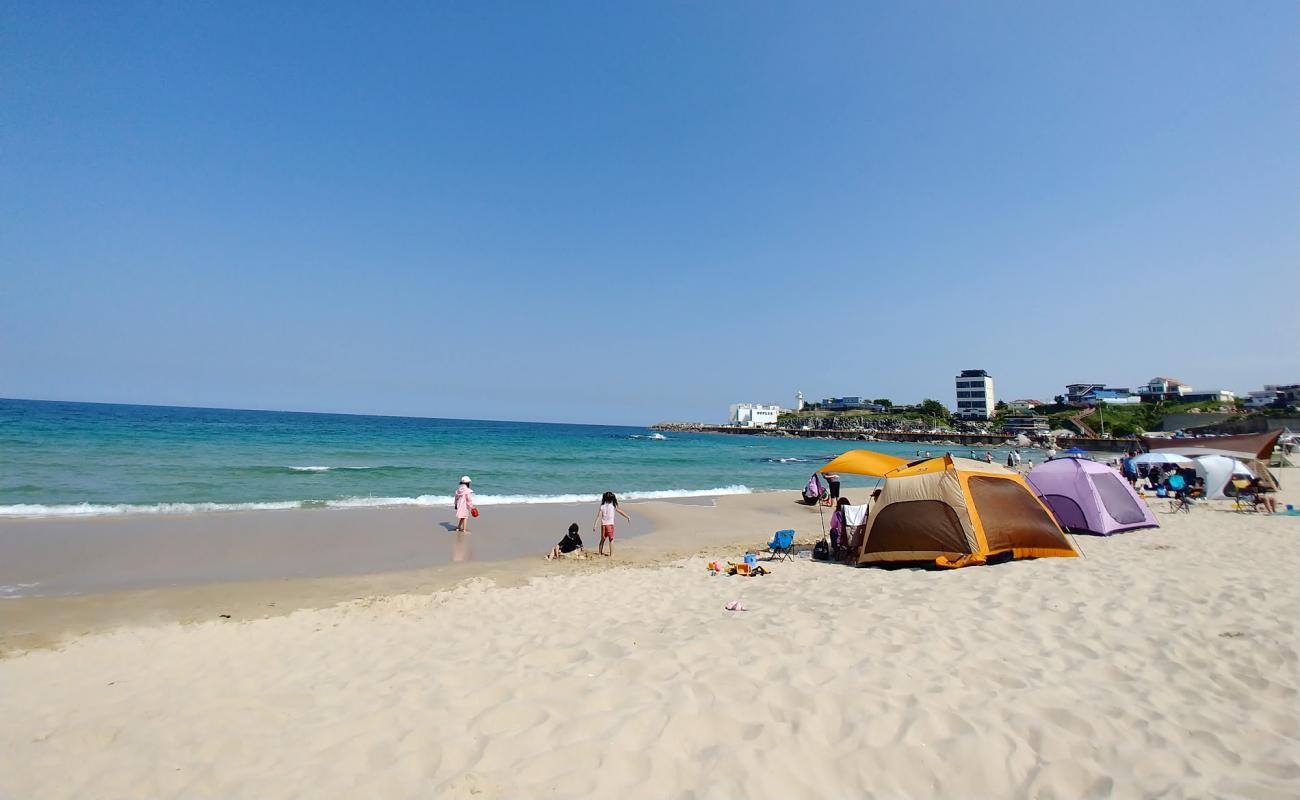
<box><xmin>471</xmin><ymin>507</ymin><xmax>479</xmax><ymax>518</ymax></box>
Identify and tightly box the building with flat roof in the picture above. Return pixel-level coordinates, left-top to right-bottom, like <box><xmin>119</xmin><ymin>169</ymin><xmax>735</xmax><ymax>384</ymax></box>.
<box><xmin>819</xmin><ymin>396</ymin><xmax>885</xmax><ymax>412</ymax></box>
<box><xmin>954</xmin><ymin>369</ymin><xmax>995</xmax><ymax>420</ymax></box>
<box><xmin>1064</xmin><ymin>384</ymin><xmax>1134</xmax><ymax>406</ymax></box>
<box><xmin>1003</xmin><ymin>415</ymin><xmax>1049</xmax><ymax>435</ymax></box>
<box><xmin>1242</xmin><ymin>384</ymin><xmax>1298</xmax><ymax>410</ymax></box>
<box><xmin>1180</xmin><ymin>389</ymin><xmax>1235</xmax><ymax>405</ymax></box>
<box><xmin>1006</xmin><ymin>399</ymin><xmax>1043</xmax><ymax>414</ymax></box>
<box><xmin>729</xmin><ymin>403</ymin><xmax>780</xmax><ymax>428</ymax></box>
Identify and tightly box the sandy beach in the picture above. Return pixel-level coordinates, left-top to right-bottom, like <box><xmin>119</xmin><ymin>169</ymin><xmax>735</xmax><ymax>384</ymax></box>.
<box><xmin>2</xmin><ymin>474</ymin><xmax>1297</xmax><ymax>798</ymax></box>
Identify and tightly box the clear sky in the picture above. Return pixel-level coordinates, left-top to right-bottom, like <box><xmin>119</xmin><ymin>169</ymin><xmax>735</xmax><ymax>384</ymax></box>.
<box><xmin>3</xmin><ymin>2</ymin><xmax>1297</xmax><ymax>425</ymax></box>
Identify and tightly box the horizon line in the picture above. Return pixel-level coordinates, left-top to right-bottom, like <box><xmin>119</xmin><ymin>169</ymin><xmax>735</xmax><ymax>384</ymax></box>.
<box><xmin>0</xmin><ymin>396</ymin><xmax>656</xmax><ymax>430</ymax></box>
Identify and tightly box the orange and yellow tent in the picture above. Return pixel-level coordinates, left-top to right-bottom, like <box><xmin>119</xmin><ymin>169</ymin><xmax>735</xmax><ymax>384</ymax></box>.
<box><xmin>819</xmin><ymin>451</ymin><xmax>1077</xmax><ymax>568</ymax></box>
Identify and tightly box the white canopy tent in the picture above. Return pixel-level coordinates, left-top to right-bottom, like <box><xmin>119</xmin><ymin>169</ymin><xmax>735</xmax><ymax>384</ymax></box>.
<box><xmin>1193</xmin><ymin>455</ymin><xmax>1254</xmax><ymax>500</ymax></box>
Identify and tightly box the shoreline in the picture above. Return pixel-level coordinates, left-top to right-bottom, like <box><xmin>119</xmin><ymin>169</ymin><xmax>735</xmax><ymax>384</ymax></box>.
<box><xmin>0</xmin><ymin>489</ymin><xmax>834</xmax><ymax>654</ymax></box>
<box><xmin>0</xmin><ymin>485</ymin><xmax>758</xmax><ymax>520</ymax></box>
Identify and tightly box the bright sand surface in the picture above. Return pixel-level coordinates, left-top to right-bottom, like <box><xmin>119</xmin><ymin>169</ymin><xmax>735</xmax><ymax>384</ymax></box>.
<box><xmin>2</xmin><ymin>472</ymin><xmax>1297</xmax><ymax>798</ymax></box>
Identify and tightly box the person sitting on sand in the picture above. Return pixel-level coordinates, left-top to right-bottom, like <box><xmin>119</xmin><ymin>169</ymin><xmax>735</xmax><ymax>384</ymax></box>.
<box><xmin>547</xmin><ymin>523</ymin><xmax>584</xmax><ymax>559</ymax></box>
<box><xmin>801</xmin><ymin>472</ymin><xmax>825</xmax><ymax>505</ymax></box>
<box><xmin>595</xmin><ymin>491</ymin><xmax>631</xmax><ymax>557</ymax></box>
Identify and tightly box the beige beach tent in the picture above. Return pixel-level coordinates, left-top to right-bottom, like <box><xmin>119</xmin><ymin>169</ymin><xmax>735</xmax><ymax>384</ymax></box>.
<box><xmin>818</xmin><ymin>451</ymin><xmax>1077</xmax><ymax>568</ymax></box>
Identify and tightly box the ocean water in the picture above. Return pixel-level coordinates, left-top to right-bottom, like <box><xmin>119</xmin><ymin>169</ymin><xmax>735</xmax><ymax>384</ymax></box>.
<box><xmin>0</xmin><ymin>399</ymin><xmax>1040</xmax><ymax>517</ymax></box>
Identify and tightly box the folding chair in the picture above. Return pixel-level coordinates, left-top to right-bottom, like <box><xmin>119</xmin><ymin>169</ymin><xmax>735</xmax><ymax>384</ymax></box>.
<box><xmin>1231</xmin><ymin>479</ymin><xmax>1261</xmax><ymax>513</ymax></box>
<box><xmin>1166</xmin><ymin>475</ymin><xmax>1192</xmax><ymax>513</ymax></box>
<box><xmin>766</xmin><ymin>529</ymin><xmax>795</xmax><ymax>561</ymax></box>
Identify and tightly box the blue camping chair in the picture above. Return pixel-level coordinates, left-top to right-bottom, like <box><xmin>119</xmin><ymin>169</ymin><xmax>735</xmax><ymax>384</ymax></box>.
<box><xmin>1166</xmin><ymin>474</ymin><xmax>1193</xmax><ymax>513</ymax></box>
<box><xmin>767</xmin><ymin>529</ymin><xmax>795</xmax><ymax>561</ymax></box>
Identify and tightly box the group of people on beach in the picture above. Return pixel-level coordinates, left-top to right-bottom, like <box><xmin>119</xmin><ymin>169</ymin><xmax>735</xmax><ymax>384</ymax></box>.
<box><xmin>451</xmin><ymin>476</ymin><xmax>632</xmax><ymax>558</ymax></box>
<box><xmin>1117</xmin><ymin>452</ymin><xmax>1279</xmax><ymax>512</ymax></box>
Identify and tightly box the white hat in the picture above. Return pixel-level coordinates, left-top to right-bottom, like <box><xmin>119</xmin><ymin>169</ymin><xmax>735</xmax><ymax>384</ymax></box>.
<box><xmin>460</xmin><ymin>475</ymin><xmax>472</xmax><ymax>484</ymax></box>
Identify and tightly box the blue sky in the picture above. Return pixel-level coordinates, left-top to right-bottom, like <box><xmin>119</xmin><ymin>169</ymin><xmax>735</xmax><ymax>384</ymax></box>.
<box><xmin>3</xmin><ymin>1</ymin><xmax>1296</xmax><ymax>424</ymax></box>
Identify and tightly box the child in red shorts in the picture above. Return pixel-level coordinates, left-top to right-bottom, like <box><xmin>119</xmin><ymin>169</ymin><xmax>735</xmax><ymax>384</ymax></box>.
<box><xmin>594</xmin><ymin>490</ymin><xmax>631</xmax><ymax>557</ymax></box>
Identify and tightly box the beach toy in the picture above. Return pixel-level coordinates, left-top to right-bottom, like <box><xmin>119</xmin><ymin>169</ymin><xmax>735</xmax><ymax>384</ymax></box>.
<box><xmin>743</xmin><ymin>553</ymin><xmax>757</xmax><ymax>569</ymax></box>
<box><xmin>471</xmin><ymin>507</ymin><xmax>479</xmax><ymax>518</ymax></box>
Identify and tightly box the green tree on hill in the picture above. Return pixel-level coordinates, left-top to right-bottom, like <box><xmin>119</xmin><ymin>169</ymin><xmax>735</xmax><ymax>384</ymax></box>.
<box><xmin>919</xmin><ymin>399</ymin><xmax>951</xmax><ymax>421</ymax></box>
<box><xmin>872</xmin><ymin>398</ymin><xmax>893</xmax><ymax>408</ymax></box>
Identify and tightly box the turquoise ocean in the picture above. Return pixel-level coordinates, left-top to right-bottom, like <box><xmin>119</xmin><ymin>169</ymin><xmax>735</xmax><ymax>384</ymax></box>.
<box><xmin>0</xmin><ymin>399</ymin><xmax>1040</xmax><ymax>517</ymax></box>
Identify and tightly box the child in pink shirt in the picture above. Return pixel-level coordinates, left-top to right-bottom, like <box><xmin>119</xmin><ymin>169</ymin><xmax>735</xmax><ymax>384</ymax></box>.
<box><xmin>594</xmin><ymin>491</ymin><xmax>631</xmax><ymax>557</ymax></box>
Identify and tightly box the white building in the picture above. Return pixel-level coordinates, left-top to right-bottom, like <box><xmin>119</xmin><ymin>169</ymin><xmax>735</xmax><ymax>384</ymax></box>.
<box><xmin>954</xmin><ymin>369</ymin><xmax>995</xmax><ymax>420</ymax></box>
<box><xmin>1244</xmin><ymin>385</ymin><xmax>1299</xmax><ymax>409</ymax></box>
<box><xmin>729</xmin><ymin>403</ymin><xmax>781</xmax><ymax>428</ymax></box>
<box><xmin>1245</xmin><ymin>389</ymin><xmax>1279</xmax><ymax>409</ymax></box>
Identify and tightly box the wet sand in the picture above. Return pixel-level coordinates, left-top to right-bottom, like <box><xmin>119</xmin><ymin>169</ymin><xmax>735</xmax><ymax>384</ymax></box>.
<box><xmin>0</xmin><ymin>490</ymin><xmax>830</xmax><ymax>653</ymax></box>
<box><xmin>0</xmin><ymin>502</ymin><xmax>658</xmax><ymax>597</ymax></box>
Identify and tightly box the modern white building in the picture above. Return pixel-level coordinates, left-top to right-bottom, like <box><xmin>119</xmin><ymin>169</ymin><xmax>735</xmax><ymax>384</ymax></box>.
<box><xmin>729</xmin><ymin>403</ymin><xmax>781</xmax><ymax>428</ymax></box>
<box><xmin>1244</xmin><ymin>389</ymin><xmax>1278</xmax><ymax>409</ymax></box>
<box><xmin>954</xmin><ymin>369</ymin><xmax>995</xmax><ymax>420</ymax></box>
<box><xmin>1243</xmin><ymin>385</ymin><xmax>1298</xmax><ymax>409</ymax></box>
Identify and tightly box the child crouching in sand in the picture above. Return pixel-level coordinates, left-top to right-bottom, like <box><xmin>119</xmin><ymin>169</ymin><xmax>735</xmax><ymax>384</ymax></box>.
<box><xmin>547</xmin><ymin>523</ymin><xmax>584</xmax><ymax>559</ymax></box>
<box><xmin>595</xmin><ymin>491</ymin><xmax>631</xmax><ymax>557</ymax></box>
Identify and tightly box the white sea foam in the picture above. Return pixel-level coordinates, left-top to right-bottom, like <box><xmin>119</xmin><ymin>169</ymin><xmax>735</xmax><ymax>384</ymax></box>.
<box><xmin>0</xmin><ymin>582</ymin><xmax>41</xmax><ymax>599</ymax></box>
<box><xmin>0</xmin><ymin>486</ymin><xmax>755</xmax><ymax>518</ymax></box>
<box><xmin>288</xmin><ymin>466</ymin><xmax>333</xmax><ymax>472</ymax></box>
<box><xmin>324</xmin><ymin>485</ymin><xmax>753</xmax><ymax>509</ymax></box>
<box><xmin>0</xmin><ymin>501</ymin><xmax>303</xmax><ymax>518</ymax></box>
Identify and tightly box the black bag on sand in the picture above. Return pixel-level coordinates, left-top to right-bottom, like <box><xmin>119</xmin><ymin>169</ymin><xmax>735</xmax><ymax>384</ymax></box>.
<box><xmin>812</xmin><ymin>538</ymin><xmax>831</xmax><ymax>561</ymax></box>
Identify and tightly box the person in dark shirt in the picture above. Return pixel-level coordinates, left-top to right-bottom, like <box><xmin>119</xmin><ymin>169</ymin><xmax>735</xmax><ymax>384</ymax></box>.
<box><xmin>824</xmin><ymin>472</ymin><xmax>841</xmax><ymax>504</ymax></box>
<box><xmin>547</xmin><ymin>523</ymin><xmax>585</xmax><ymax>559</ymax></box>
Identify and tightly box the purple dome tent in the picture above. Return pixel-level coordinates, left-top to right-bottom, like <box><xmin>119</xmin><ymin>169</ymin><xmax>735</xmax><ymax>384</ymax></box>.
<box><xmin>1026</xmin><ymin>458</ymin><xmax>1158</xmax><ymax>536</ymax></box>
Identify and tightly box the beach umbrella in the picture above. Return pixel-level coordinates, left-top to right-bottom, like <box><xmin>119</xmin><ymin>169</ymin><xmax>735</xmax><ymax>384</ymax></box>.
<box><xmin>1130</xmin><ymin>453</ymin><xmax>1194</xmax><ymax>466</ymax></box>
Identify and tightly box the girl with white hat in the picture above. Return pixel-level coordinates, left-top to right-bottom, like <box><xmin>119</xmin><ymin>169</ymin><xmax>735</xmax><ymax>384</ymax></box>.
<box><xmin>453</xmin><ymin>476</ymin><xmax>475</xmax><ymax>533</ymax></box>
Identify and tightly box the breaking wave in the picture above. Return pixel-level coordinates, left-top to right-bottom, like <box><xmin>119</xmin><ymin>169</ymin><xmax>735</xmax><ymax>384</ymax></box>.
<box><xmin>0</xmin><ymin>501</ymin><xmax>304</xmax><ymax>517</ymax></box>
<box><xmin>0</xmin><ymin>486</ymin><xmax>755</xmax><ymax>518</ymax></box>
<box><xmin>258</xmin><ymin>465</ymin><xmax>431</xmax><ymax>475</ymax></box>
